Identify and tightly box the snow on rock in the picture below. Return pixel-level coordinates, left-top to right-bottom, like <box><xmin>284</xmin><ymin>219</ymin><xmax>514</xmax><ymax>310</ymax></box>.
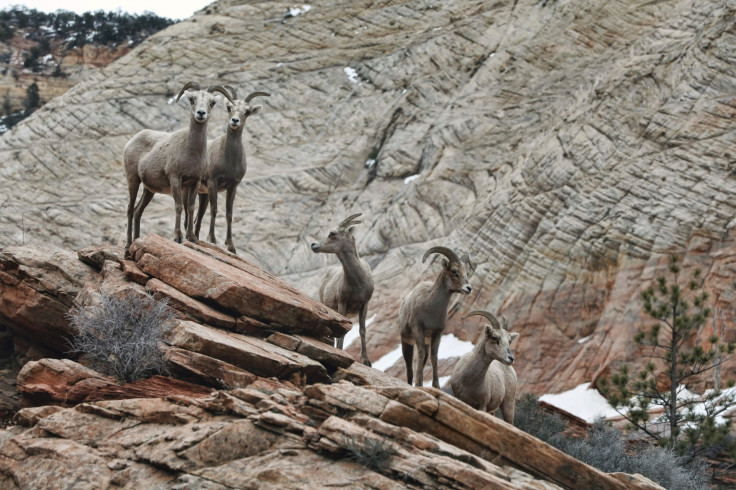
<box><xmin>437</xmin><ymin>333</ymin><xmax>474</xmax><ymax>360</ymax></box>
<box><xmin>540</xmin><ymin>382</ymin><xmax>621</xmax><ymax>423</ymax></box>
<box><xmin>404</xmin><ymin>174</ymin><xmax>419</xmax><ymax>184</ymax></box>
<box><xmin>286</xmin><ymin>5</ymin><xmax>312</xmax><ymax>18</ymax></box>
<box><xmin>373</xmin><ymin>344</ymin><xmax>404</xmax><ymax>372</ymax></box>
<box><xmin>344</xmin><ymin>67</ymin><xmax>360</xmax><ymax>84</ymax></box>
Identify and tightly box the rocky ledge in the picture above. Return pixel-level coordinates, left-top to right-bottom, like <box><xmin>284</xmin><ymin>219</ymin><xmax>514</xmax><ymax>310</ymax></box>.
<box><xmin>0</xmin><ymin>236</ymin><xmax>658</xmax><ymax>488</ymax></box>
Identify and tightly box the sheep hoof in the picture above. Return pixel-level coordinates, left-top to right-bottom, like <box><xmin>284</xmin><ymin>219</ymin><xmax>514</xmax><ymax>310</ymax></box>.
<box><xmin>174</xmin><ymin>237</ymin><xmax>183</xmax><ymax>244</ymax></box>
<box><xmin>226</xmin><ymin>244</ymin><xmax>237</xmax><ymax>254</ymax></box>
<box><xmin>362</xmin><ymin>359</ymin><xmax>372</xmax><ymax>367</ymax></box>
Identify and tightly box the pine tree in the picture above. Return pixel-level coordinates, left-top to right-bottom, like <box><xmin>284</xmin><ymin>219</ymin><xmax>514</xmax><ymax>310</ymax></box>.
<box><xmin>598</xmin><ymin>254</ymin><xmax>736</xmax><ymax>460</ymax></box>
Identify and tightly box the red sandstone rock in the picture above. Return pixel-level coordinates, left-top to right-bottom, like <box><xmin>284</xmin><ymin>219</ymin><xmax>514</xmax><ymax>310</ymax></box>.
<box><xmin>129</xmin><ymin>234</ymin><xmax>351</xmax><ymax>338</ymax></box>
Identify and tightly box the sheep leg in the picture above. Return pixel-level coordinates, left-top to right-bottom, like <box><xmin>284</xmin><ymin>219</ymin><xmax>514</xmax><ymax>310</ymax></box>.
<box><xmin>413</xmin><ymin>332</ymin><xmax>426</xmax><ymax>387</ymax></box>
<box><xmin>170</xmin><ymin>178</ymin><xmax>184</xmax><ymax>243</ymax></box>
<box><xmin>429</xmin><ymin>331</ymin><xmax>442</xmax><ymax>388</ymax></box>
<box><xmin>207</xmin><ymin>180</ymin><xmax>219</xmax><ymax>245</ymax></box>
<box><xmin>224</xmin><ymin>184</ymin><xmax>237</xmax><ymax>254</ymax></box>
<box><xmin>402</xmin><ymin>341</ymin><xmax>414</xmax><ymax>385</ymax></box>
<box><xmin>335</xmin><ymin>303</ymin><xmax>347</xmax><ymax>349</ymax></box>
<box><xmin>358</xmin><ymin>303</ymin><xmax>371</xmax><ymax>367</ymax></box>
<box><xmin>185</xmin><ymin>182</ymin><xmax>199</xmax><ymax>243</ymax></box>
<box><xmin>126</xmin><ymin>177</ymin><xmax>141</xmax><ymax>250</ymax></box>
<box><xmin>132</xmin><ymin>188</ymin><xmax>154</xmax><ymax>242</ymax></box>
<box><xmin>195</xmin><ymin>192</ymin><xmax>208</xmax><ymax>239</ymax></box>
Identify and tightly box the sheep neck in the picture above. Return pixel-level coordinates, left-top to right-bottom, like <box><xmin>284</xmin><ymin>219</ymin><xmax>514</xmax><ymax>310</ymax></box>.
<box><xmin>336</xmin><ymin>243</ymin><xmax>369</xmax><ymax>287</ymax></box>
<box><xmin>187</xmin><ymin>118</ymin><xmax>208</xmax><ymax>159</ymax></box>
<box><xmin>425</xmin><ymin>272</ymin><xmax>453</xmax><ymax>317</ymax></box>
<box><xmin>461</xmin><ymin>343</ymin><xmax>494</xmax><ymax>383</ymax></box>
<box><xmin>224</xmin><ymin>126</ymin><xmax>244</xmax><ymax>164</ymax></box>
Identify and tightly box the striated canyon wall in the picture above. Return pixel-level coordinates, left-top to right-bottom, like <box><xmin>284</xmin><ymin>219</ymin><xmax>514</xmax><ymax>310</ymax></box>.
<box><xmin>1</xmin><ymin>0</ymin><xmax>736</xmax><ymax>395</ymax></box>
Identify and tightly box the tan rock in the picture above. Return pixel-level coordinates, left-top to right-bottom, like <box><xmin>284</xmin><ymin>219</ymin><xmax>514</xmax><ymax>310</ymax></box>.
<box><xmin>130</xmin><ymin>234</ymin><xmax>350</xmax><ymax>338</ymax></box>
<box><xmin>164</xmin><ymin>319</ymin><xmax>330</xmax><ymax>383</ymax></box>
<box><xmin>165</xmin><ymin>347</ymin><xmax>256</xmax><ymax>389</ymax></box>
<box><xmin>267</xmin><ymin>332</ymin><xmax>354</xmax><ymax>369</ymax></box>
<box><xmin>76</xmin><ymin>244</ymin><xmax>125</xmax><ymax>271</ymax></box>
<box><xmin>146</xmin><ymin>278</ymin><xmax>236</xmax><ymax>329</ymax></box>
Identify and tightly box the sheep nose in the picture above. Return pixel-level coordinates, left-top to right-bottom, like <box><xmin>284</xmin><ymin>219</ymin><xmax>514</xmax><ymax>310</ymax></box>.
<box><xmin>508</xmin><ymin>354</ymin><xmax>515</xmax><ymax>364</ymax></box>
<box><xmin>197</xmin><ymin>110</ymin><xmax>206</xmax><ymax>117</ymax></box>
<box><xmin>310</xmin><ymin>242</ymin><xmax>319</xmax><ymax>251</ymax></box>
<box><xmin>463</xmin><ymin>285</ymin><xmax>472</xmax><ymax>294</ymax></box>
<box><xmin>231</xmin><ymin>118</ymin><xmax>240</xmax><ymax>125</ymax></box>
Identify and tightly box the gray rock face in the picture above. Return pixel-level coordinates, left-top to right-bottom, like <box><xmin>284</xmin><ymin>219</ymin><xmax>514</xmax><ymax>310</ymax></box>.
<box><xmin>2</xmin><ymin>0</ymin><xmax>736</xmax><ymax>395</ymax></box>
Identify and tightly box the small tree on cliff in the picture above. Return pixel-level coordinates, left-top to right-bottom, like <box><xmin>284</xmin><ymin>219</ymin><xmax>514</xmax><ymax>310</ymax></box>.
<box><xmin>598</xmin><ymin>255</ymin><xmax>736</xmax><ymax>459</ymax></box>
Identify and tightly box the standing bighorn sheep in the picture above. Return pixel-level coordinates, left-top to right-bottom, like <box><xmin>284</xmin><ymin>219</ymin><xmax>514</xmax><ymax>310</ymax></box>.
<box><xmin>399</xmin><ymin>246</ymin><xmax>472</xmax><ymax>388</ymax></box>
<box><xmin>194</xmin><ymin>86</ymin><xmax>270</xmax><ymax>254</ymax></box>
<box><xmin>450</xmin><ymin>310</ymin><xmax>519</xmax><ymax>423</ymax></box>
<box><xmin>310</xmin><ymin>213</ymin><xmax>374</xmax><ymax>366</ymax></box>
<box><xmin>124</xmin><ymin>81</ymin><xmax>233</xmax><ymax>250</ymax></box>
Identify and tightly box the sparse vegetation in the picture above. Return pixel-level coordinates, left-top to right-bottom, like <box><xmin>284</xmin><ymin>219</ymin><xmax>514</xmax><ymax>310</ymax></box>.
<box><xmin>67</xmin><ymin>292</ymin><xmax>174</xmax><ymax>383</ymax></box>
<box><xmin>598</xmin><ymin>254</ymin><xmax>736</xmax><ymax>461</ymax></box>
<box><xmin>514</xmin><ymin>393</ymin><xmax>709</xmax><ymax>489</ymax></box>
<box><xmin>344</xmin><ymin>436</ymin><xmax>395</xmax><ymax>471</ymax></box>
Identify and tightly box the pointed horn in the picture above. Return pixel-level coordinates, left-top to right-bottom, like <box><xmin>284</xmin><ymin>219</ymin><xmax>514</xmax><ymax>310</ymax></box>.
<box><xmin>422</xmin><ymin>246</ymin><xmax>461</xmax><ymax>264</ymax></box>
<box><xmin>245</xmin><ymin>91</ymin><xmax>271</xmax><ymax>103</ymax></box>
<box><xmin>223</xmin><ymin>85</ymin><xmax>238</xmax><ymax>100</ymax></box>
<box><xmin>462</xmin><ymin>310</ymin><xmax>501</xmax><ymax>330</ymax></box>
<box><xmin>501</xmin><ymin>315</ymin><xmax>509</xmax><ymax>331</ymax></box>
<box><xmin>338</xmin><ymin>213</ymin><xmax>362</xmax><ymax>229</ymax></box>
<box><xmin>206</xmin><ymin>84</ymin><xmax>234</xmax><ymax>103</ymax></box>
<box><xmin>176</xmin><ymin>81</ymin><xmax>201</xmax><ymax>102</ymax></box>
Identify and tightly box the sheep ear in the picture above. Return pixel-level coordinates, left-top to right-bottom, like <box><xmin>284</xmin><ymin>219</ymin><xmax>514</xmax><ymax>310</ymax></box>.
<box><xmin>485</xmin><ymin>325</ymin><xmax>500</xmax><ymax>343</ymax></box>
<box><xmin>248</xmin><ymin>105</ymin><xmax>263</xmax><ymax>115</ymax></box>
<box><xmin>442</xmin><ymin>258</ymin><xmax>450</xmax><ymax>269</ymax></box>
<box><xmin>510</xmin><ymin>332</ymin><xmax>519</xmax><ymax>342</ymax></box>
<box><xmin>346</xmin><ymin>225</ymin><xmax>357</xmax><ymax>235</ymax></box>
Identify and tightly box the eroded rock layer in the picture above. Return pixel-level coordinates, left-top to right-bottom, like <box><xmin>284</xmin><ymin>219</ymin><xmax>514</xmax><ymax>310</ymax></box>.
<box><xmin>1</xmin><ymin>0</ymin><xmax>735</xmax><ymax>394</ymax></box>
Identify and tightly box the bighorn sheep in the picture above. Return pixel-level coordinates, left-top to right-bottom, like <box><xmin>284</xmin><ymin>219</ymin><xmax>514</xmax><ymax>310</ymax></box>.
<box><xmin>310</xmin><ymin>213</ymin><xmax>374</xmax><ymax>366</ymax></box>
<box><xmin>194</xmin><ymin>86</ymin><xmax>270</xmax><ymax>253</ymax></box>
<box><xmin>450</xmin><ymin>310</ymin><xmax>519</xmax><ymax>423</ymax></box>
<box><xmin>399</xmin><ymin>246</ymin><xmax>472</xmax><ymax>388</ymax></box>
<box><xmin>124</xmin><ymin>81</ymin><xmax>233</xmax><ymax>250</ymax></box>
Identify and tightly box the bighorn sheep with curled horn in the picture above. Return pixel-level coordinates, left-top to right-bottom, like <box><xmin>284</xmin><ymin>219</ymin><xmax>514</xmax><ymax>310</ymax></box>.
<box><xmin>399</xmin><ymin>246</ymin><xmax>472</xmax><ymax>387</ymax></box>
<box><xmin>310</xmin><ymin>213</ymin><xmax>374</xmax><ymax>366</ymax></box>
<box><xmin>450</xmin><ymin>310</ymin><xmax>519</xmax><ymax>423</ymax></box>
<box><xmin>124</xmin><ymin>81</ymin><xmax>233</xmax><ymax>250</ymax></box>
<box><xmin>194</xmin><ymin>86</ymin><xmax>270</xmax><ymax>253</ymax></box>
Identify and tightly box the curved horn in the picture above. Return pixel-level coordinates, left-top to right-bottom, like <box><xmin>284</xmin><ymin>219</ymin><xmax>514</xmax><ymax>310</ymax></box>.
<box><xmin>462</xmin><ymin>310</ymin><xmax>501</xmax><ymax>330</ymax></box>
<box><xmin>422</xmin><ymin>246</ymin><xmax>460</xmax><ymax>264</ymax></box>
<box><xmin>338</xmin><ymin>213</ymin><xmax>362</xmax><ymax>229</ymax></box>
<box><xmin>176</xmin><ymin>81</ymin><xmax>201</xmax><ymax>102</ymax></box>
<box><xmin>206</xmin><ymin>84</ymin><xmax>234</xmax><ymax>103</ymax></box>
<box><xmin>223</xmin><ymin>84</ymin><xmax>238</xmax><ymax>100</ymax></box>
<box><xmin>245</xmin><ymin>91</ymin><xmax>271</xmax><ymax>103</ymax></box>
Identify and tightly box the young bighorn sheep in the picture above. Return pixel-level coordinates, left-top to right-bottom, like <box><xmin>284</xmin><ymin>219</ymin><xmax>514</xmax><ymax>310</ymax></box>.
<box><xmin>194</xmin><ymin>86</ymin><xmax>270</xmax><ymax>253</ymax></box>
<box><xmin>399</xmin><ymin>246</ymin><xmax>472</xmax><ymax>388</ymax></box>
<box><xmin>124</xmin><ymin>81</ymin><xmax>233</xmax><ymax>250</ymax></box>
<box><xmin>310</xmin><ymin>213</ymin><xmax>374</xmax><ymax>366</ymax></box>
<box><xmin>450</xmin><ymin>310</ymin><xmax>519</xmax><ymax>423</ymax></box>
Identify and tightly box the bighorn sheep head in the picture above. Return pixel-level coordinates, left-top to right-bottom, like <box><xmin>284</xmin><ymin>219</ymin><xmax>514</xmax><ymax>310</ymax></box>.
<box><xmin>422</xmin><ymin>246</ymin><xmax>472</xmax><ymax>295</ymax></box>
<box><xmin>221</xmin><ymin>86</ymin><xmax>270</xmax><ymax>131</ymax></box>
<box><xmin>463</xmin><ymin>310</ymin><xmax>519</xmax><ymax>365</ymax></box>
<box><xmin>176</xmin><ymin>81</ymin><xmax>234</xmax><ymax>124</ymax></box>
<box><xmin>310</xmin><ymin>213</ymin><xmax>362</xmax><ymax>254</ymax></box>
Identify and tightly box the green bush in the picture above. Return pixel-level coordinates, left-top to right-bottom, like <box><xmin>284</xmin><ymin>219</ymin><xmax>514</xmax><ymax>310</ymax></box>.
<box><xmin>67</xmin><ymin>292</ymin><xmax>174</xmax><ymax>383</ymax></box>
<box><xmin>514</xmin><ymin>393</ymin><xmax>709</xmax><ymax>489</ymax></box>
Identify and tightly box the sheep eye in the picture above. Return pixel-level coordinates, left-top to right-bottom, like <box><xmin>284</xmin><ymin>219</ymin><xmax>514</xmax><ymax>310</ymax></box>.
<box><xmin>188</xmin><ymin>96</ymin><xmax>194</xmax><ymax>103</ymax></box>
<box><xmin>210</xmin><ymin>101</ymin><xmax>216</xmax><ymax>107</ymax></box>
<box><xmin>453</xmin><ymin>270</ymin><xmax>459</xmax><ymax>277</ymax></box>
<box><xmin>227</xmin><ymin>106</ymin><xmax>232</xmax><ymax>112</ymax></box>
<box><xmin>328</xmin><ymin>232</ymin><xmax>336</xmax><ymax>238</ymax></box>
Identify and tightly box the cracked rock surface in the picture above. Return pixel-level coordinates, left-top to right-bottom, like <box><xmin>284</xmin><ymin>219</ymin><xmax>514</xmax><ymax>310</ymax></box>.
<box><xmin>1</xmin><ymin>0</ymin><xmax>736</xmax><ymax>394</ymax></box>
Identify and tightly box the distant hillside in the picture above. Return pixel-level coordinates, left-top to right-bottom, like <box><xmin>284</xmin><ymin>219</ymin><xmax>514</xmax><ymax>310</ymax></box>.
<box><xmin>0</xmin><ymin>7</ymin><xmax>175</xmax><ymax>132</ymax></box>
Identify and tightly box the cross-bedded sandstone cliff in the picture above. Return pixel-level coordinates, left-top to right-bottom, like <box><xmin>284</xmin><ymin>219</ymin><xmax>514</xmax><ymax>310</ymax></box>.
<box><xmin>1</xmin><ymin>0</ymin><xmax>735</xmax><ymax>396</ymax></box>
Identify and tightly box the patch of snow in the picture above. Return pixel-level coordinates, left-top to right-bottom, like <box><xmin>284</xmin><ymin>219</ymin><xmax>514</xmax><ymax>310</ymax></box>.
<box><xmin>401</xmin><ymin>88</ymin><xmax>407</xmax><ymax>94</ymax></box>
<box><xmin>365</xmin><ymin>159</ymin><xmax>376</xmax><ymax>168</ymax></box>
<box><xmin>425</xmin><ymin>375</ymin><xmax>451</xmax><ymax>388</ymax></box>
<box><xmin>276</xmin><ymin>62</ymin><xmax>283</xmax><ymax>67</ymax></box>
<box><xmin>404</xmin><ymin>174</ymin><xmax>419</xmax><ymax>185</ymax></box>
<box><xmin>433</xmin><ymin>27</ymin><xmax>442</xmax><ymax>31</ymax></box>
<box><xmin>540</xmin><ymin>382</ymin><xmax>622</xmax><ymax>423</ymax></box>
<box><xmin>342</xmin><ymin>314</ymin><xmax>376</xmax><ymax>349</ymax></box>
<box><xmin>41</xmin><ymin>54</ymin><xmax>54</xmax><ymax>64</ymax></box>
<box><xmin>167</xmin><ymin>97</ymin><xmax>176</xmax><ymax>105</ymax></box>
<box><xmin>437</xmin><ymin>334</ymin><xmax>474</xmax><ymax>360</ymax></box>
<box><xmin>286</xmin><ymin>5</ymin><xmax>311</xmax><ymax>17</ymax></box>
<box><xmin>577</xmin><ymin>335</ymin><xmax>591</xmax><ymax>344</ymax></box>
<box><xmin>344</xmin><ymin>66</ymin><xmax>360</xmax><ymax>84</ymax></box>
<box><xmin>373</xmin><ymin>344</ymin><xmax>404</xmax><ymax>372</ymax></box>
<box><xmin>489</xmin><ymin>52</ymin><xmax>495</xmax><ymax>58</ymax></box>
